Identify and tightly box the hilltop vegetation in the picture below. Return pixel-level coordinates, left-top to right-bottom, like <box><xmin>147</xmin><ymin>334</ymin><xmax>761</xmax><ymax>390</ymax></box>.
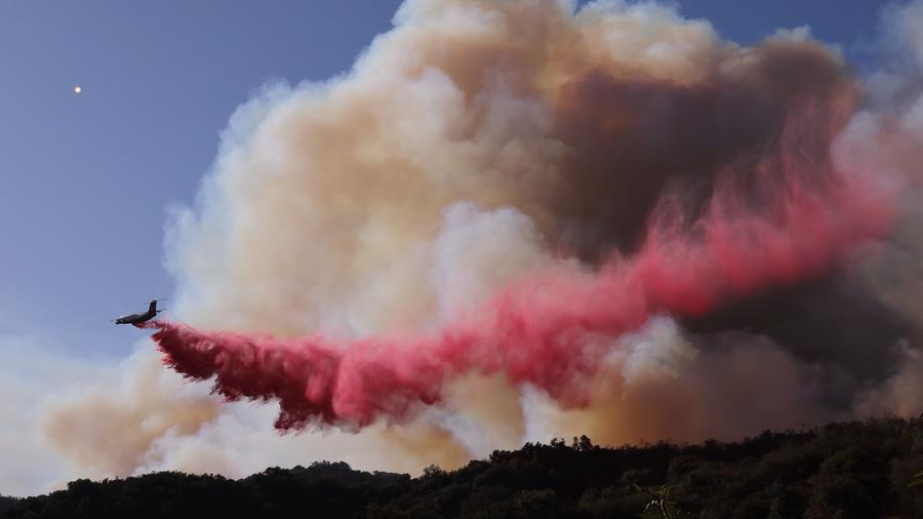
<box><xmin>0</xmin><ymin>497</ymin><xmax>14</xmax><ymax>516</ymax></box>
<box><xmin>5</xmin><ymin>418</ymin><xmax>923</xmax><ymax>518</ymax></box>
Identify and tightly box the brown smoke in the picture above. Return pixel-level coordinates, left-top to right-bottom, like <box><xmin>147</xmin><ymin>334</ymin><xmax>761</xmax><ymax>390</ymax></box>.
<box><xmin>42</xmin><ymin>349</ymin><xmax>219</xmax><ymax>478</ymax></box>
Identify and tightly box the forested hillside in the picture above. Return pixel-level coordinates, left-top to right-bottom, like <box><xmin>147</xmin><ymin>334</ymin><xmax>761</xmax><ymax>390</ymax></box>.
<box><xmin>5</xmin><ymin>418</ymin><xmax>923</xmax><ymax>518</ymax></box>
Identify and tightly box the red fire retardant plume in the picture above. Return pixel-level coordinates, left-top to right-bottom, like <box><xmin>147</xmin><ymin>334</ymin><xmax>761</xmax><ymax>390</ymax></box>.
<box><xmin>142</xmin><ymin>165</ymin><xmax>894</xmax><ymax>431</ymax></box>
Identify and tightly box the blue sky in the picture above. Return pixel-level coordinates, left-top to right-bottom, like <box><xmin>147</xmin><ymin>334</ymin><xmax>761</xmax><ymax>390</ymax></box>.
<box><xmin>0</xmin><ymin>0</ymin><xmax>895</xmax><ymax>357</ymax></box>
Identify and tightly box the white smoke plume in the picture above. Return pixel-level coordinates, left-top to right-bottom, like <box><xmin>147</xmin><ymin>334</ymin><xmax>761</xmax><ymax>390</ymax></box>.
<box><xmin>0</xmin><ymin>334</ymin><xmax>99</xmax><ymax>496</ymax></box>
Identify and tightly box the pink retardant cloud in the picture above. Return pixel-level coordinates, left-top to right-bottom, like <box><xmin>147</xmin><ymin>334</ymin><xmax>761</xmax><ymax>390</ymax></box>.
<box><xmin>143</xmin><ymin>158</ymin><xmax>893</xmax><ymax>431</ymax></box>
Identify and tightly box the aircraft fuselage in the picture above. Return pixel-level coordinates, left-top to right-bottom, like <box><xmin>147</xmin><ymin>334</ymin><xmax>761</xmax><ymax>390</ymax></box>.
<box><xmin>114</xmin><ymin>312</ymin><xmax>156</xmax><ymax>325</ymax></box>
<box><xmin>114</xmin><ymin>300</ymin><xmax>161</xmax><ymax>325</ymax></box>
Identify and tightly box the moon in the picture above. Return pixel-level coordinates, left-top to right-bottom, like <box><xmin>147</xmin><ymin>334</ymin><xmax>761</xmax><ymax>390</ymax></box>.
<box><xmin>73</xmin><ymin>85</ymin><xmax>82</xmax><ymax>95</ymax></box>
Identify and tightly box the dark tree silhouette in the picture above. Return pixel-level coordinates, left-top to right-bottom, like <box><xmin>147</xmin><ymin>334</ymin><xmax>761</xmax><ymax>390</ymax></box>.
<box><xmin>0</xmin><ymin>495</ymin><xmax>16</xmax><ymax>515</ymax></box>
<box><xmin>4</xmin><ymin>418</ymin><xmax>923</xmax><ymax>518</ymax></box>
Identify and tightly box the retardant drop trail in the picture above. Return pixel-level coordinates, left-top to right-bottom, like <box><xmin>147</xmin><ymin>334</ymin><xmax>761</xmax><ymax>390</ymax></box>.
<box><xmin>142</xmin><ymin>160</ymin><xmax>893</xmax><ymax>431</ymax></box>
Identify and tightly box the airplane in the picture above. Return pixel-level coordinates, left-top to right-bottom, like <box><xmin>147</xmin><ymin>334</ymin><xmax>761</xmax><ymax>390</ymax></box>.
<box><xmin>113</xmin><ymin>299</ymin><xmax>164</xmax><ymax>326</ymax></box>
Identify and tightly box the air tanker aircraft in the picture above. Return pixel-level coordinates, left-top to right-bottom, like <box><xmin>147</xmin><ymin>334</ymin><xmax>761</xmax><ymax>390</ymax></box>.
<box><xmin>113</xmin><ymin>299</ymin><xmax>163</xmax><ymax>326</ymax></box>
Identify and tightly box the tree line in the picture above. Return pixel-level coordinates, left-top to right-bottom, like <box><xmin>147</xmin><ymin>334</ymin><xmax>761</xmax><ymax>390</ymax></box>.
<box><xmin>4</xmin><ymin>417</ymin><xmax>923</xmax><ymax>518</ymax></box>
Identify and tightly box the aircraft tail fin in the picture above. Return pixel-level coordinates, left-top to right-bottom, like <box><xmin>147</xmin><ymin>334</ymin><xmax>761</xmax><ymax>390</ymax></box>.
<box><xmin>149</xmin><ymin>300</ymin><xmax>158</xmax><ymax>314</ymax></box>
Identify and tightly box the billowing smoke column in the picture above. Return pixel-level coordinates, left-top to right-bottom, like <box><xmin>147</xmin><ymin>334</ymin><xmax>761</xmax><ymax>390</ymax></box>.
<box><xmin>145</xmin><ymin>0</ymin><xmax>899</xmax><ymax>431</ymax></box>
<box><xmin>41</xmin><ymin>0</ymin><xmax>923</xmax><ymax>484</ymax></box>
